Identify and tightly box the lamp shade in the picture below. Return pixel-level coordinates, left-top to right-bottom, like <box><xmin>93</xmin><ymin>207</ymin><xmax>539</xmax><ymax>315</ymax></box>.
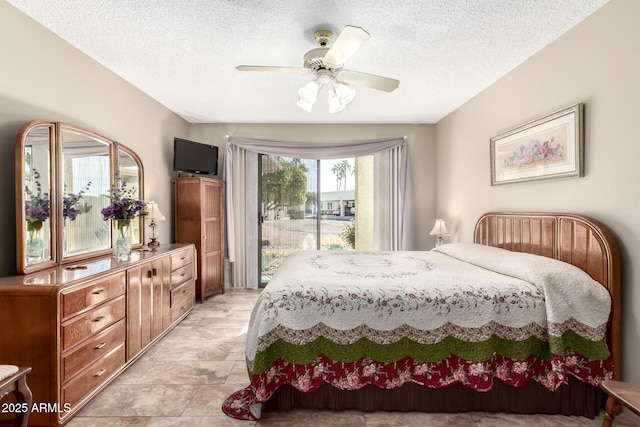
<box><xmin>296</xmin><ymin>98</ymin><xmax>314</xmax><ymax>112</ymax></box>
<box><xmin>146</xmin><ymin>201</ymin><xmax>166</xmax><ymax>221</ymax></box>
<box><xmin>329</xmin><ymin>93</ymin><xmax>346</xmax><ymax>114</ymax></box>
<box><xmin>297</xmin><ymin>79</ymin><xmax>356</xmax><ymax>113</ymax></box>
<box><xmin>429</xmin><ymin>219</ymin><xmax>448</xmax><ymax>236</ymax></box>
<box><xmin>298</xmin><ymin>80</ymin><xmax>319</xmax><ymax>104</ymax></box>
<box><xmin>335</xmin><ymin>83</ymin><xmax>355</xmax><ymax>106</ymax></box>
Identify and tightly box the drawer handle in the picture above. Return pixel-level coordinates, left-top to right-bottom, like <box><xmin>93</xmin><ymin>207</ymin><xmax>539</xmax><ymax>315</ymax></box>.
<box><xmin>93</xmin><ymin>369</ymin><xmax>106</xmax><ymax>377</ymax></box>
<box><xmin>92</xmin><ymin>289</ymin><xmax>106</xmax><ymax>295</ymax></box>
<box><xmin>181</xmin><ymin>305</ymin><xmax>188</xmax><ymax>310</ymax></box>
<box><xmin>152</xmin><ymin>268</ymin><xmax>158</xmax><ymax>276</ymax></box>
<box><xmin>92</xmin><ymin>316</ymin><xmax>105</xmax><ymax>323</ymax></box>
<box><xmin>182</xmin><ymin>288</ymin><xmax>188</xmax><ymax>293</ymax></box>
<box><xmin>94</xmin><ymin>342</ymin><xmax>107</xmax><ymax>350</ymax></box>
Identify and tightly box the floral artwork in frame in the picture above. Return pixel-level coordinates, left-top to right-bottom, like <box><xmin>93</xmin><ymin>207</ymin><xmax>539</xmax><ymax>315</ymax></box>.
<box><xmin>490</xmin><ymin>103</ymin><xmax>584</xmax><ymax>185</ymax></box>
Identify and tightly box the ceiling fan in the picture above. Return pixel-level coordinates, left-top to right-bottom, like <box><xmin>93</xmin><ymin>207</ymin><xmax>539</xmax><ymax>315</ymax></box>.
<box><xmin>236</xmin><ymin>25</ymin><xmax>400</xmax><ymax>113</ymax></box>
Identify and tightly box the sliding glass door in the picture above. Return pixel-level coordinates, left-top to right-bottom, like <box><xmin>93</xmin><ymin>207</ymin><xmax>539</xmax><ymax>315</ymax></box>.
<box><xmin>259</xmin><ymin>155</ymin><xmax>356</xmax><ymax>286</ymax></box>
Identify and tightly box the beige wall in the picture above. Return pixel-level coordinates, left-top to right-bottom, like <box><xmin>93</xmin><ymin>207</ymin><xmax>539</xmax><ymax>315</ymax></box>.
<box><xmin>0</xmin><ymin>1</ymin><xmax>189</xmax><ymax>275</ymax></box>
<box><xmin>435</xmin><ymin>0</ymin><xmax>640</xmax><ymax>382</ymax></box>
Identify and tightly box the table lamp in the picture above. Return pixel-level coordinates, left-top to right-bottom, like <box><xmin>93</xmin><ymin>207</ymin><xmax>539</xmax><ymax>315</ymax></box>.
<box><xmin>146</xmin><ymin>201</ymin><xmax>166</xmax><ymax>247</ymax></box>
<box><xmin>429</xmin><ymin>219</ymin><xmax>449</xmax><ymax>247</ymax></box>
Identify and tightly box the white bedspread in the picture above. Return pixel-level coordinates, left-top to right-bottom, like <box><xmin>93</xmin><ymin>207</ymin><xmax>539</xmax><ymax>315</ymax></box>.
<box><xmin>246</xmin><ymin>243</ymin><xmax>611</xmax><ymax>362</ymax></box>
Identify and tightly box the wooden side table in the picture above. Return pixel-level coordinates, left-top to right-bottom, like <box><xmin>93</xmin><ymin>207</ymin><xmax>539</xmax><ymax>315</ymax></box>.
<box><xmin>601</xmin><ymin>380</ymin><xmax>640</xmax><ymax>426</ymax></box>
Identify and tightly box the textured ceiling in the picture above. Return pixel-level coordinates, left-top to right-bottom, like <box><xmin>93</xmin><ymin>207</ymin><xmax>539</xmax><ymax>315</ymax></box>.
<box><xmin>7</xmin><ymin>0</ymin><xmax>609</xmax><ymax>124</ymax></box>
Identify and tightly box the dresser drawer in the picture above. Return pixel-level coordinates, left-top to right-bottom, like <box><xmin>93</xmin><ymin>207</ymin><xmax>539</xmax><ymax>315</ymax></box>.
<box><xmin>171</xmin><ymin>248</ymin><xmax>193</xmax><ymax>271</ymax></box>
<box><xmin>61</xmin><ymin>295</ymin><xmax>126</xmax><ymax>351</ymax></box>
<box><xmin>61</xmin><ymin>318</ymin><xmax>126</xmax><ymax>384</ymax></box>
<box><xmin>170</xmin><ymin>263</ymin><xmax>193</xmax><ymax>288</ymax></box>
<box><xmin>61</xmin><ymin>343</ymin><xmax>126</xmax><ymax>409</ymax></box>
<box><xmin>171</xmin><ymin>278</ymin><xmax>195</xmax><ymax>322</ymax></box>
<box><xmin>61</xmin><ymin>272</ymin><xmax>126</xmax><ymax>320</ymax></box>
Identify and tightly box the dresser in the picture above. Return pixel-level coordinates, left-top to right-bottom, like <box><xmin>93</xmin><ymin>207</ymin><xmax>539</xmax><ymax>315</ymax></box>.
<box><xmin>175</xmin><ymin>177</ymin><xmax>225</xmax><ymax>301</ymax></box>
<box><xmin>0</xmin><ymin>244</ymin><xmax>195</xmax><ymax>426</ymax></box>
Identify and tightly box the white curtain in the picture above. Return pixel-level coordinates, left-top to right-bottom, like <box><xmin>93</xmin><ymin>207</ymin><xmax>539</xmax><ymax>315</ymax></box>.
<box><xmin>374</xmin><ymin>143</ymin><xmax>412</xmax><ymax>251</ymax></box>
<box><xmin>224</xmin><ymin>144</ymin><xmax>259</xmax><ymax>289</ymax></box>
<box><xmin>224</xmin><ymin>136</ymin><xmax>412</xmax><ymax>289</ymax></box>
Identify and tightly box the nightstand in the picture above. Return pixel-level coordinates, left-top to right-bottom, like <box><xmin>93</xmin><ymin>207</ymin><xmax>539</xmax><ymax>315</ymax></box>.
<box><xmin>601</xmin><ymin>380</ymin><xmax>640</xmax><ymax>426</ymax></box>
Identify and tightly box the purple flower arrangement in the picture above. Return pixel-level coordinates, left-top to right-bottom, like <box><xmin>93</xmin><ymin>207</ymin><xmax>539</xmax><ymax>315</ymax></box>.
<box><xmin>25</xmin><ymin>169</ymin><xmax>50</xmax><ymax>235</ymax></box>
<box><xmin>101</xmin><ymin>175</ymin><xmax>147</xmax><ymax>235</ymax></box>
<box><xmin>63</xmin><ymin>182</ymin><xmax>92</xmax><ymax>221</ymax></box>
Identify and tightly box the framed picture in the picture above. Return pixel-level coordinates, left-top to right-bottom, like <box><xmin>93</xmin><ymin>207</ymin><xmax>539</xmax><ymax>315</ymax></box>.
<box><xmin>490</xmin><ymin>103</ymin><xmax>583</xmax><ymax>185</ymax></box>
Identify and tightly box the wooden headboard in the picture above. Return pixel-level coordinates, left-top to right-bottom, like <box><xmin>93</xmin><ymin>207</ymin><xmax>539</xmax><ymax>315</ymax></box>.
<box><xmin>474</xmin><ymin>212</ymin><xmax>621</xmax><ymax>379</ymax></box>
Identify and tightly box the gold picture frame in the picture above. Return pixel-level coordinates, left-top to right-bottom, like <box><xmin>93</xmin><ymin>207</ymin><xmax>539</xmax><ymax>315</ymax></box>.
<box><xmin>490</xmin><ymin>103</ymin><xmax>584</xmax><ymax>185</ymax></box>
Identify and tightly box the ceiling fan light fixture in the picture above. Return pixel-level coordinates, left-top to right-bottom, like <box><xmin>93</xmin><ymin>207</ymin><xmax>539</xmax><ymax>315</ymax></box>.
<box><xmin>297</xmin><ymin>80</ymin><xmax>319</xmax><ymax>104</ymax></box>
<box><xmin>329</xmin><ymin>93</ymin><xmax>346</xmax><ymax>114</ymax></box>
<box><xmin>237</xmin><ymin>25</ymin><xmax>399</xmax><ymax>114</ymax></box>
<box><xmin>296</xmin><ymin>98</ymin><xmax>314</xmax><ymax>112</ymax></box>
<box><xmin>335</xmin><ymin>83</ymin><xmax>356</xmax><ymax>106</ymax></box>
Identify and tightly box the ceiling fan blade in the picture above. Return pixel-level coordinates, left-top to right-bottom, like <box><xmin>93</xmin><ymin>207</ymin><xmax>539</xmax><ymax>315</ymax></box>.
<box><xmin>323</xmin><ymin>25</ymin><xmax>369</xmax><ymax>67</ymax></box>
<box><xmin>236</xmin><ymin>65</ymin><xmax>312</xmax><ymax>73</ymax></box>
<box><xmin>337</xmin><ymin>70</ymin><xmax>399</xmax><ymax>92</ymax></box>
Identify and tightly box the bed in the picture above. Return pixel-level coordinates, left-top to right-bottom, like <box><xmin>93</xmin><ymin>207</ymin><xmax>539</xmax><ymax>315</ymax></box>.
<box><xmin>223</xmin><ymin>212</ymin><xmax>620</xmax><ymax>421</ymax></box>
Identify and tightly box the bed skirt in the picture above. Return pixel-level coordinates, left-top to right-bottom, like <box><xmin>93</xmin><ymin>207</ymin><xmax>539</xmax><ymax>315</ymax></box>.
<box><xmin>264</xmin><ymin>377</ymin><xmax>602</xmax><ymax>418</ymax></box>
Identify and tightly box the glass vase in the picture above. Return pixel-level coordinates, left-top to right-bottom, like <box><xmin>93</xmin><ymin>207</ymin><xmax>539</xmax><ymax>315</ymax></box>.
<box><xmin>113</xmin><ymin>220</ymin><xmax>132</xmax><ymax>260</ymax></box>
<box><xmin>26</xmin><ymin>230</ymin><xmax>44</xmax><ymax>264</ymax></box>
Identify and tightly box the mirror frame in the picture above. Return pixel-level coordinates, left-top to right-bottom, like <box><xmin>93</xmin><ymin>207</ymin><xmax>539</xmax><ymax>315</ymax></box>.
<box><xmin>16</xmin><ymin>121</ymin><xmax>58</xmax><ymax>273</ymax></box>
<box><xmin>116</xmin><ymin>144</ymin><xmax>146</xmax><ymax>248</ymax></box>
<box><xmin>16</xmin><ymin>121</ymin><xmax>145</xmax><ymax>274</ymax></box>
<box><xmin>59</xmin><ymin>123</ymin><xmax>113</xmax><ymax>264</ymax></box>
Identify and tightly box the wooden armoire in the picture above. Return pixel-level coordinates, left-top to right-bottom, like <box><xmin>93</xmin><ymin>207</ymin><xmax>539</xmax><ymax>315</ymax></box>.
<box><xmin>175</xmin><ymin>177</ymin><xmax>225</xmax><ymax>301</ymax></box>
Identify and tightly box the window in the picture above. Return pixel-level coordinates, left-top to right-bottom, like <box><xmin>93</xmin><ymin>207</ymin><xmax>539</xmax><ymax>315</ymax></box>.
<box><xmin>259</xmin><ymin>157</ymin><xmax>359</xmax><ymax>286</ymax></box>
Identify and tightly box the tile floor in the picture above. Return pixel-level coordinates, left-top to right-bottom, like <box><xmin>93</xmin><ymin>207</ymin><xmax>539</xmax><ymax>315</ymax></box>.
<box><xmin>67</xmin><ymin>289</ymin><xmax>638</xmax><ymax>426</ymax></box>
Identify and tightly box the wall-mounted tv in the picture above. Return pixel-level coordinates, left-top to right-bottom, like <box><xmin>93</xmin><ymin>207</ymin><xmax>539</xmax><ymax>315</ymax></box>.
<box><xmin>173</xmin><ymin>137</ymin><xmax>218</xmax><ymax>175</ymax></box>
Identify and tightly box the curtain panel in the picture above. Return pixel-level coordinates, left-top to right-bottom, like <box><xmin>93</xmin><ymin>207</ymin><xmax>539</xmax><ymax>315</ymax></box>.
<box><xmin>224</xmin><ymin>136</ymin><xmax>413</xmax><ymax>288</ymax></box>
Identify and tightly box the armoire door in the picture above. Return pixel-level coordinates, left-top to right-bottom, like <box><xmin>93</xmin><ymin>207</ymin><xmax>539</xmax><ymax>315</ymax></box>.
<box><xmin>201</xmin><ymin>179</ymin><xmax>225</xmax><ymax>299</ymax></box>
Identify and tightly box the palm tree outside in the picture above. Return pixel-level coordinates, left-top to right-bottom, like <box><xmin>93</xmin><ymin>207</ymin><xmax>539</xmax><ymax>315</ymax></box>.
<box><xmin>331</xmin><ymin>159</ymin><xmax>353</xmax><ymax>190</ymax></box>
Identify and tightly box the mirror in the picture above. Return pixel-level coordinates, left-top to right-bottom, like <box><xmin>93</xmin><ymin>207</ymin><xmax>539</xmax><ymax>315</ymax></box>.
<box><xmin>61</xmin><ymin>125</ymin><xmax>112</xmax><ymax>260</ymax></box>
<box><xmin>17</xmin><ymin>122</ymin><xmax>57</xmax><ymax>272</ymax></box>
<box><xmin>16</xmin><ymin>121</ymin><xmax>145</xmax><ymax>274</ymax></box>
<box><xmin>117</xmin><ymin>146</ymin><xmax>144</xmax><ymax>246</ymax></box>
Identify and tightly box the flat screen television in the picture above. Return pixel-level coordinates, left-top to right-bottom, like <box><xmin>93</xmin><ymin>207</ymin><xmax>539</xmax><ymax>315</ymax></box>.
<box><xmin>173</xmin><ymin>137</ymin><xmax>218</xmax><ymax>175</ymax></box>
